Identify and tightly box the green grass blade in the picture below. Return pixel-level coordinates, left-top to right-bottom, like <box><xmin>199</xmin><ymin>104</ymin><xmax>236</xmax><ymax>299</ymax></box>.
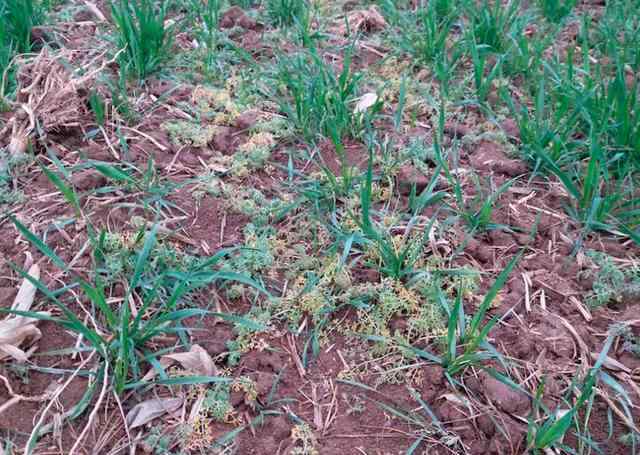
<box><xmin>468</xmin><ymin>251</ymin><xmax>522</xmax><ymax>337</ymax></box>
<box><xmin>10</xmin><ymin>216</ymin><xmax>67</xmax><ymax>269</ymax></box>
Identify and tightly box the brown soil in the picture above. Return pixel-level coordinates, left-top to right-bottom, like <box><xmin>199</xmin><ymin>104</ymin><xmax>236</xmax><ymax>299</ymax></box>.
<box><xmin>0</xmin><ymin>1</ymin><xmax>638</xmax><ymax>454</ymax></box>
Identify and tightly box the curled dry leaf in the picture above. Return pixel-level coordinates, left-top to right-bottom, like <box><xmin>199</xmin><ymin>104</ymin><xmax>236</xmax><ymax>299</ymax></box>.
<box><xmin>162</xmin><ymin>344</ymin><xmax>218</xmax><ymax>376</ymax></box>
<box><xmin>0</xmin><ymin>264</ymin><xmax>50</xmax><ymax>362</ymax></box>
<box><xmin>141</xmin><ymin>344</ymin><xmax>217</xmax><ymax>382</ymax></box>
<box><xmin>126</xmin><ymin>397</ymin><xmax>183</xmax><ymax>429</ymax></box>
<box><xmin>354</xmin><ymin>93</ymin><xmax>379</xmax><ymax>114</ymax></box>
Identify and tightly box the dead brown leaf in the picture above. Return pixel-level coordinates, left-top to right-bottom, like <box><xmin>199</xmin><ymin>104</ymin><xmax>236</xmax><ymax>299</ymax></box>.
<box><xmin>126</xmin><ymin>397</ymin><xmax>183</xmax><ymax>429</ymax></box>
<box><xmin>161</xmin><ymin>344</ymin><xmax>217</xmax><ymax>376</ymax></box>
<box><xmin>0</xmin><ymin>264</ymin><xmax>50</xmax><ymax>362</ymax></box>
<box><xmin>141</xmin><ymin>344</ymin><xmax>218</xmax><ymax>382</ymax></box>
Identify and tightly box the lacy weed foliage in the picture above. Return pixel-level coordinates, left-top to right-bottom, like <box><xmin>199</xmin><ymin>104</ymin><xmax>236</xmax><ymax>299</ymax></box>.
<box><xmin>0</xmin><ymin>149</ymin><xmax>30</xmax><ymax>205</ymax></box>
<box><xmin>277</xmin><ymin>244</ymin><xmax>479</xmax><ymax>363</ymax></box>
<box><xmin>582</xmin><ymin>250</ymin><xmax>640</xmax><ymax>307</ymax></box>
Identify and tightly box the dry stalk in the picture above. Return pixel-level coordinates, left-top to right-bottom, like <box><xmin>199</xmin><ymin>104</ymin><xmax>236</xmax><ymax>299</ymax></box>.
<box><xmin>25</xmin><ymin>350</ymin><xmax>97</xmax><ymax>453</ymax></box>
<box><xmin>69</xmin><ymin>360</ymin><xmax>110</xmax><ymax>455</ymax></box>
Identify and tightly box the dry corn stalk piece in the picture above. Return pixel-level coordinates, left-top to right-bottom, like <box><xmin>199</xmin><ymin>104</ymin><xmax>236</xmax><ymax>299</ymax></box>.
<box><xmin>1</xmin><ymin>48</ymin><xmax>97</xmax><ymax>153</ymax></box>
<box><xmin>0</xmin><ymin>264</ymin><xmax>50</xmax><ymax>362</ymax></box>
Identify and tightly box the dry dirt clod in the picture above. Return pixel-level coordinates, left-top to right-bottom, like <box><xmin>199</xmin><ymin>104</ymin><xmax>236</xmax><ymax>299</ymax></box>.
<box><xmin>335</xmin><ymin>6</ymin><xmax>387</xmax><ymax>35</ymax></box>
<box><xmin>476</xmin><ymin>413</ymin><xmax>496</xmax><ymax>437</ymax></box>
<box><xmin>0</xmin><ymin>288</ymin><xmax>16</xmax><ymax>303</ymax></box>
<box><xmin>70</xmin><ymin>168</ymin><xmax>107</xmax><ymax>191</ymax></box>
<box><xmin>220</xmin><ymin>6</ymin><xmax>257</xmax><ymax>30</ymax></box>
<box><xmin>423</xmin><ymin>364</ymin><xmax>445</xmax><ymax>386</ymax></box>
<box><xmin>473</xmin><ymin>246</ymin><xmax>493</xmax><ymax>264</ymax></box>
<box><xmin>396</xmin><ymin>164</ymin><xmax>431</xmax><ymax>195</ymax></box>
<box><xmin>436</xmin><ymin>398</ymin><xmax>468</xmax><ymax>422</ymax></box>
<box><xmin>260</xmin><ymin>414</ymin><xmax>291</xmax><ymax>443</ymax></box>
<box><xmin>253</xmin><ymin>371</ymin><xmax>275</xmax><ymax>398</ymax></box>
<box><xmin>513</xmin><ymin>232</ymin><xmax>532</xmax><ymax>245</ymax></box>
<box><xmin>480</xmin><ymin>372</ymin><xmax>530</xmax><ymax>415</ymax></box>
<box><xmin>211</xmin><ymin>126</ymin><xmax>235</xmax><ymax>153</ymax></box>
<box><xmin>235</xmin><ymin>110</ymin><xmax>259</xmax><ymax>130</ymax></box>
<box><xmin>488</xmin><ymin>229</ymin><xmax>515</xmax><ymax>247</ymax></box>
<box><xmin>470</xmin><ymin>141</ymin><xmax>529</xmax><ymax>177</ymax></box>
<box><xmin>388</xmin><ymin>315</ymin><xmax>408</xmax><ymax>332</ymax></box>
<box><xmin>501</xmin><ymin>118</ymin><xmax>520</xmax><ymax>141</ymax></box>
<box><xmin>258</xmin><ymin>350</ymin><xmax>286</xmax><ymax>372</ymax></box>
<box><xmin>469</xmin><ymin>439</ymin><xmax>489</xmax><ymax>454</ymax></box>
<box><xmin>443</xmin><ymin>121</ymin><xmax>472</xmax><ymax>138</ymax></box>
